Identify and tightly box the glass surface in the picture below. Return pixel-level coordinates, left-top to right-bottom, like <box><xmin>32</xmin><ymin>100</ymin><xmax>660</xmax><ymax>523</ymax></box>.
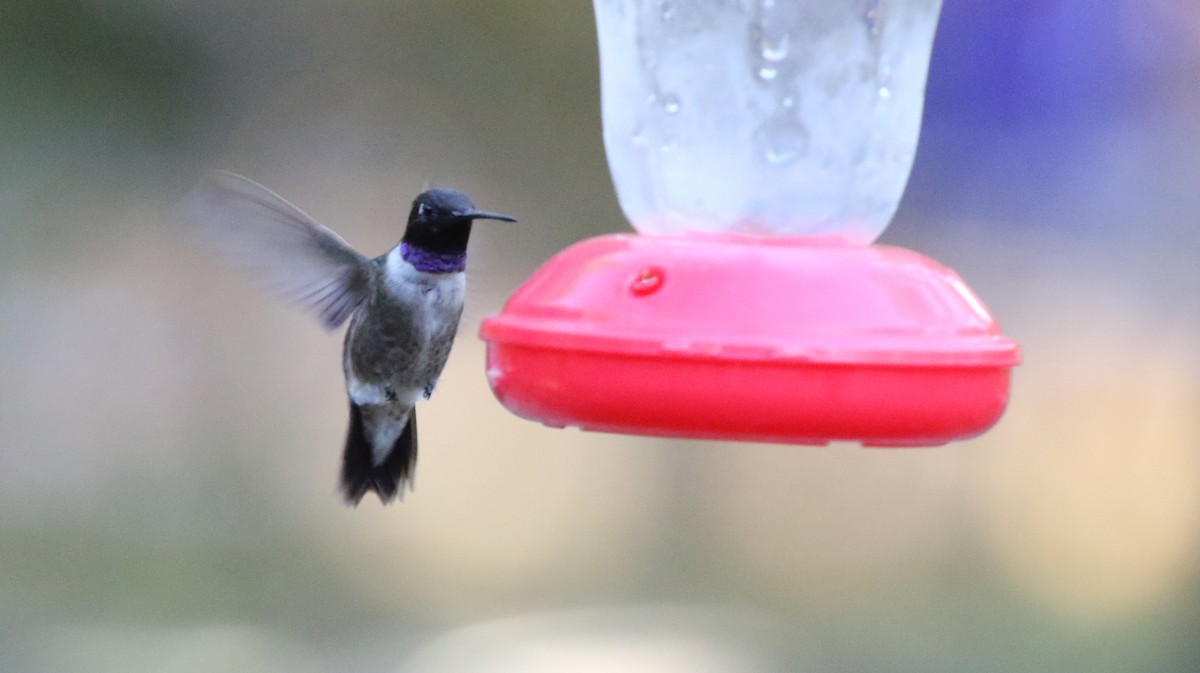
<box><xmin>594</xmin><ymin>0</ymin><xmax>942</xmax><ymax>242</ymax></box>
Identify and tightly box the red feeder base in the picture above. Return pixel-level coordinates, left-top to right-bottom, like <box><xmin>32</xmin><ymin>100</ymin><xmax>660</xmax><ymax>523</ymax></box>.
<box><xmin>479</xmin><ymin>233</ymin><xmax>1020</xmax><ymax>446</ymax></box>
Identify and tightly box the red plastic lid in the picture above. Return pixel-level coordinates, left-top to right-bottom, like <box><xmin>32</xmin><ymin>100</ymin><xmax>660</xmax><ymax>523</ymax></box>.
<box><xmin>480</xmin><ymin>233</ymin><xmax>1020</xmax><ymax>445</ymax></box>
<box><xmin>483</xmin><ymin>234</ymin><xmax>1018</xmax><ymax>366</ymax></box>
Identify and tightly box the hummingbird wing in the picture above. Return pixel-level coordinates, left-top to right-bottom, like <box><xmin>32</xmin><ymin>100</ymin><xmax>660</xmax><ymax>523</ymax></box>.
<box><xmin>180</xmin><ymin>171</ymin><xmax>372</xmax><ymax>330</ymax></box>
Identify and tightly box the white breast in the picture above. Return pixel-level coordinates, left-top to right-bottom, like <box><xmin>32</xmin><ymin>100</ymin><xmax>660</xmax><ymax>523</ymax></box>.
<box><xmin>384</xmin><ymin>247</ymin><xmax>467</xmax><ymax>332</ymax></box>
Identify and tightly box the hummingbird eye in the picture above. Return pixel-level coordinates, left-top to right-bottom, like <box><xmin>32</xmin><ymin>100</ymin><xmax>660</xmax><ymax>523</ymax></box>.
<box><xmin>416</xmin><ymin>203</ymin><xmax>430</xmax><ymax>217</ymax></box>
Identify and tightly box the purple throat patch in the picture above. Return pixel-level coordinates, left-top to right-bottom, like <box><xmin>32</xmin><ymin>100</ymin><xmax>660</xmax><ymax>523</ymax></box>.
<box><xmin>401</xmin><ymin>242</ymin><xmax>466</xmax><ymax>273</ymax></box>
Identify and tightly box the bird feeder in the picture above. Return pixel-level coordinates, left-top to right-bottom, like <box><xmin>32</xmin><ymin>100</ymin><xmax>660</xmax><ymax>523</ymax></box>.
<box><xmin>480</xmin><ymin>0</ymin><xmax>1019</xmax><ymax>445</ymax></box>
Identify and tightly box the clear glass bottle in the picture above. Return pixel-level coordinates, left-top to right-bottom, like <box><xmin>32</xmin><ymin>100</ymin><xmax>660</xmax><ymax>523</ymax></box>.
<box><xmin>594</xmin><ymin>0</ymin><xmax>943</xmax><ymax>243</ymax></box>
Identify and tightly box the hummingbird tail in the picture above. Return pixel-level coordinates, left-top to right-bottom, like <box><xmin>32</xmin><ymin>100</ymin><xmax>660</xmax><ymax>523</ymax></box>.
<box><xmin>340</xmin><ymin>402</ymin><xmax>417</xmax><ymax>506</ymax></box>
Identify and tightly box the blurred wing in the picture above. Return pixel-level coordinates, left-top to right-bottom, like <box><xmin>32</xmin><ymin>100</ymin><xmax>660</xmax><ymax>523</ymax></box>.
<box><xmin>180</xmin><ymin>171</ymin><xmax>372</xmax><ymax>330</ymax></box>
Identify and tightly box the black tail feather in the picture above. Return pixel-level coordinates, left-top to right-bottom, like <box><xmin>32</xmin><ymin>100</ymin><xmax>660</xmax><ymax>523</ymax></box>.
<box><xmin>340</xmin><ymin>402</ymin><xmax>417</xmax><ymax>506</ymax></box>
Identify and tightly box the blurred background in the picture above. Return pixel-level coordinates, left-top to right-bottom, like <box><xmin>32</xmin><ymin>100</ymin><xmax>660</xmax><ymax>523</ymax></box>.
<box><xmin>2</xmin><ymin>0</ymin><xmax>1199</xmax><ymax>671</ymax></box>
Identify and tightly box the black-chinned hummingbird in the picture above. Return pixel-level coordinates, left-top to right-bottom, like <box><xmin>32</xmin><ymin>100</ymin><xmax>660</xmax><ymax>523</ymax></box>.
<box><xmin>181</xmin><ymin>171</ymin><xmax>516</xmax><ymax>505</ymax></box>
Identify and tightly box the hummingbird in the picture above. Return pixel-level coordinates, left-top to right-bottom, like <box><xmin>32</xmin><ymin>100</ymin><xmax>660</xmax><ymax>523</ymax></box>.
<box><xmin>180</xmin><ymin>171</ymin><xmax>516</xmax><ymax>505</ymax></box>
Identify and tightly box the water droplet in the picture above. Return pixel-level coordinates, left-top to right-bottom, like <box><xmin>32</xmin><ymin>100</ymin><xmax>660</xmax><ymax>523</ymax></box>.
<box><xmin>781</xmin><ymin>96</ymin><xmax>795</xmax><ymax>109</ymax></box>
<box><xmin>765</xmin><ymin>142</ymin><xmax>801</xmax><ymax>164</ymax></box>
<box><xmin>757</xmin><ymin>66</ymin><xmax>778</xmax><ymax>81</ymax></box>
<box><xmin>878</xmin><ymin>86</ymin><xmax>891</xmax><ymax>99</ymax></box>
<box><xmin>631</xmin><ymin>129</ymin><xmax>648</xmax><ymax>148</ymax></box>
<box><xmin>754</xmin><ymin>115</ymin><xmax>809</xmax><ymax>165</ymax></box>
<box><xmin>863</xmin><ymin>1</ymin><xmax>886</xmax><ymax>37</ymax></box>
<box><xmin>760</xmin><ymin>34</ymin><xmax>789</xmax><ymax>62</ymax></box>
<box><xmin>662</xmin><ymin>93</ymin><xmax>681</xmax><ymax>114</ymax></box>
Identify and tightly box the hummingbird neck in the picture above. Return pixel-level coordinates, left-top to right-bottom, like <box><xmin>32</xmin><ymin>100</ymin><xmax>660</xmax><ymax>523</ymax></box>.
<box><xmin>399</xmin><ymin>242</ymin><xmax>466</xmax><ymax>274</ymax></box>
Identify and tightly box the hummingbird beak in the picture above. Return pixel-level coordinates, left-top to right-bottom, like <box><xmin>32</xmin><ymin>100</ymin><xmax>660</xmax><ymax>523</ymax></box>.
<box><xmin>457</xmin><ymin>209</ymin><xmax>518</xmax><ymax>223</ymax></box>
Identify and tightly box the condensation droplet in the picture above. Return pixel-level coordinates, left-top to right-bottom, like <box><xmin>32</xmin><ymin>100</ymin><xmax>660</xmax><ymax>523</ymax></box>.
<box><xmin>781</xmin><ymin>96</ymin><xmax>795</xmax><ymax>109</ymax></box>
<box><xmin>661</xmin><ymin>1</ymin><xmax>675</xmax><ymax>21</ymax></box>
<box><xmin>757</xmin><ymin>66</ymin><xmax>778</xmax><ymax>81</ymax></box>
<box><xmin>878</xmin><ymin>86</ymin><xmax>892</xmax><ymax>99</ymax></box>
<box><xmin>760</xmin><ymin>33</ymin><xmax>789</xmax><ymax>62</ymax></box>
<box><xmin>754</xmin><ymin>115</ymin><xmax>810</xmax><ymax>165</ymax></box>
<box><xmin>864</xmin><ymin>1</ymin><xmax>886</xmax><ymax>38</ymax></box>
<box><xmin>865</xmin><ymin>9</ymin><xmax>881</xmax><ymax>34</ymax></box>
<box><xmin>764</xmin><ymin>142</ymin><xmax>802</xmax><ymax>164</ymax></box>
<box><xmin>662</xmin><ymin>93</ymin><xmax>681</xmax><ymax>114</ymax></box>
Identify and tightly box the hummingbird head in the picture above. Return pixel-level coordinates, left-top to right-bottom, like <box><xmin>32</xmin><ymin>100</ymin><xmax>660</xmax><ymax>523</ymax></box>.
<box><xmin>401</xmin><ymin>188</ymin><xmax>517</xmax><ymax>257</ymax></box>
